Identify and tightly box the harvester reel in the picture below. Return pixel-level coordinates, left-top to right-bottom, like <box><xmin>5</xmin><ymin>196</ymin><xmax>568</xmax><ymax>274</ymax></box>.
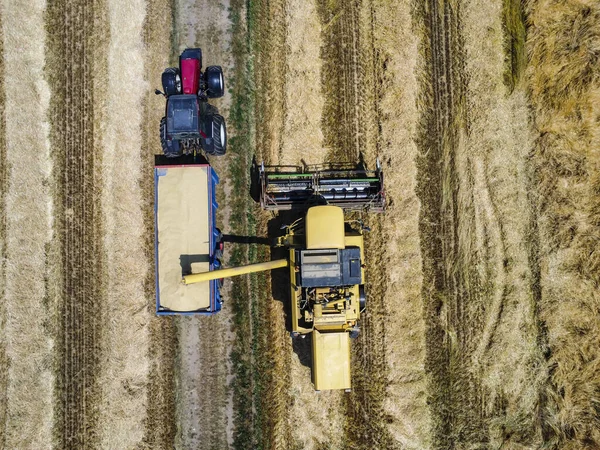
<box><xmin>258</xmin><ymin>163</ymin><xmax>385</xmax><ymax>211</ymax></box>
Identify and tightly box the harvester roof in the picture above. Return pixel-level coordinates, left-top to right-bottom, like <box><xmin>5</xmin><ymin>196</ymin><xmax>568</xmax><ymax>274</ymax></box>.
<box><xmin>305</xmin><ymin>205</ymin><xmax>345</xmax><ymax>250</ymax></box>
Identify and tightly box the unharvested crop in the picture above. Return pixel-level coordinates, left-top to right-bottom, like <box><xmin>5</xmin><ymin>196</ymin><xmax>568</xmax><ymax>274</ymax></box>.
<box><xmin>526</xmin><ymin>0</ymin><xmax>600</xmax><ymax>446</ymax></box>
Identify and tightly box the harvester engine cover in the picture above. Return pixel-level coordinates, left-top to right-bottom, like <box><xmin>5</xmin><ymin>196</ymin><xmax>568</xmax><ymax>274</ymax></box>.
<box><xmin>158</xmin><ymin>48</ymin><xmax>227</xmax><ymax>158</ymax></box>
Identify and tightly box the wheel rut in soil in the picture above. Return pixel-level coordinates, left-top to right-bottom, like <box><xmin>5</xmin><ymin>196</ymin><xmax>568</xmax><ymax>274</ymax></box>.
<box><xmin>141</xmin><ymin>0</ymin><xmax>177</xmax><ymax>447</ymax></box>
<box><xmin>416</xmin><ymin>0</ymin><xmax>492</xmax><ymax>447</ymax></box>
<box><xmin>0</xmin><ymin>11</ymin><xmax>7</xmax><ymax>447</ymax></box>
<box><xmin>318</xmin><ymin>0</ymin><xmax>363</xmax><ymax>163</ymax></box>
<box><xmin>46</xmin><ymin>1</ymin><xmax>105</xmax><ymax>447</ymax></box>
<box><xmin>318</xmin><ymin>1</ymin><xmax>394</xmax><ymax>447</ymax></box>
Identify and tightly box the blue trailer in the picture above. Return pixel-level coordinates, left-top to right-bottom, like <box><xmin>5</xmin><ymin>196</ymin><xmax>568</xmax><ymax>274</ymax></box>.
<box><xmin>154</xmin><ymin>155</ymin><xmax>222</xmax><ymax>315</ymax></box>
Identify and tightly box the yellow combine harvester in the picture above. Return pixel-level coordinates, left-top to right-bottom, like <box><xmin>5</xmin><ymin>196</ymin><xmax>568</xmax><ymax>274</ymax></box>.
<box><xmin>183</xmin><ymin>162</ymin><xmax>385</xmax><ymax>391</ymax></box>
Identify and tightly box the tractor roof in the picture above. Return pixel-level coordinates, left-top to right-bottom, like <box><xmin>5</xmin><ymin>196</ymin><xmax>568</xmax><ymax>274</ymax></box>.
<box><xmin>166</xmin><ymin>95</ymin><xmax>199</xmax><ymax>135</ymax></box>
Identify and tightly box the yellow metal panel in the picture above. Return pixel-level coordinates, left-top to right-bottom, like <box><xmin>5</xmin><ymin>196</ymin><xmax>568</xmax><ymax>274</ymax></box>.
<box><xmin>305</xmin><ymin>206</ymin><xmax>345</xmax><ymax>250</ymax></box>
<box><xmin>183</xmin><ymin>259</ymin><xmax>288</xmax><ymax>284</ymax></box>
<box><xmin>312</xmin><ymin>330</ymin><xmax>351</xmax><ymax>390</ymax></box>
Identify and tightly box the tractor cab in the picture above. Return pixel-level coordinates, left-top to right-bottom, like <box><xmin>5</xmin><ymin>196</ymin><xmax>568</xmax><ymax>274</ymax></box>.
<box><xmin>158</xmin><ymin>48</ymin><xmax>227</xmax><ymax>158</ymax></box>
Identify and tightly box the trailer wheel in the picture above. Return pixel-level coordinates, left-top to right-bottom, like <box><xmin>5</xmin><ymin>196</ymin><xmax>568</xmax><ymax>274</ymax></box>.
<box><xmin>160</xmin><ymin>117</ymin><xmax>168</xmax><ymax>153</ymax></box>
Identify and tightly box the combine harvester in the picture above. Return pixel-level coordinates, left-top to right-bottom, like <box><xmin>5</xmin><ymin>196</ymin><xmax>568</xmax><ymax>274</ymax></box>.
<box><xmin>169</xmin><ymin>163</ymin><xmax>384</xmax><ymax>391</ymax></box>
<box><xmin>153</xmin><ymin>49</ymin><xmax>385</xmax><ymax>390</ymax></box>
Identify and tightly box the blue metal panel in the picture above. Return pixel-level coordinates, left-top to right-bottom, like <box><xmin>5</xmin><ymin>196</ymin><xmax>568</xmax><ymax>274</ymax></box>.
<box><xmin>154</xmin><ymin>168</ymin><xmax>163</xmax><ymax>315</ymax></box>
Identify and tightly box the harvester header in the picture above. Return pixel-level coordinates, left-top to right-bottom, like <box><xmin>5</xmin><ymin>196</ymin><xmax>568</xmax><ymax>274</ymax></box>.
<box><xmin>259</xmin><ymin>161</ymin><xmax>385</xmax><ymax>212</ymax></box>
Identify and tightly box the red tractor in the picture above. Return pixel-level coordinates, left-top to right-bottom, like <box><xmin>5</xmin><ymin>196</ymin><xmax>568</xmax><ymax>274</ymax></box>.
<box><xmin>156</xmin><ymin>48</ymin><xmax>226</xmax><ymax>157</ymax></box>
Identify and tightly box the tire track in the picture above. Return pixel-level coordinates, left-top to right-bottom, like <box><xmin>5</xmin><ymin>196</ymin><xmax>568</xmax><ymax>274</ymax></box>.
<box><xmin>0</xmin><ymin>10</ymin><xmax>8</xmax><ymax>447</ymax></box>
<box><xmin>141</xmin><ymin>0</ymin><xmax>177</xmax><ymax>447</ymax></box>
<box><xmin>318</xmin><ymin>1</ymin><xmax>395</xmax><ymax>447</ymax></box>
<box><xmin>416</xmin><ymin>0</ymin><xmax>493</xmax><ymax>447</ymax></box>
<box><xmin>319</xmin><ymin>0</ymin><xmax>363</xmax><ymax>162</ymax></box>
<box><xmin>46</xmin><ymin>1</ymin><xmax>105</xmax><ymax>447</ymax></box>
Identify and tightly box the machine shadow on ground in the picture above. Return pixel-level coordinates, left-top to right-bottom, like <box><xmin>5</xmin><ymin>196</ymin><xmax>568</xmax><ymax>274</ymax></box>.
<box><xmin>217</xmin><ymin>205</ymin><xmax>313</xmax><ymax>370</ymax></box>
<box><xmin>267</xmin><ymin>209</ymin><xmax>313</xmax><ymax>370</ymax></box>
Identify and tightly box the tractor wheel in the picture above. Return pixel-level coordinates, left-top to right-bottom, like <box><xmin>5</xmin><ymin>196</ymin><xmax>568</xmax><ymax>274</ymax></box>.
<box><xmin>205</xmin><ymin>66</ymin><xmax>225</xmax><ymax>98</ymax></box>
<box><xmin>160</xmin><ymin>117</ymin><xmax>168</xmax><ymax>153</ymax></box>
<box><xmin>162</xmin><ymin>67</ymin><xmax>181</xmax><ymax>96</ymax></box>
<box><xmin>211</xmin><ymin>115</ymin><xmax>227</xmax><ymax>155</ymax></box>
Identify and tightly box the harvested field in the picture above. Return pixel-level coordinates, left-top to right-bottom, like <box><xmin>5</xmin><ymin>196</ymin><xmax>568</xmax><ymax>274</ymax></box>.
<box><xmin>1</xmin><ymin>0</ymin><xmax>599</xmax><ymax>449</ymax></box>
<box><xmin>141</xmin><ymin>0</ymin><xmax>178</xmax><ymax>447</ymax></box>
<box><xmin>46</xmin><ymin>1</ymin><xmax>106</xmax><ymax>446</ymax></box>
<box><xmin>1</xmin><ymin>0</ymin><xmax>54</xmax><ymax>447</ymax></box>
<box><xmin>0</xmin><ymin>7</ymin><xmax>7</xmax><ymax>446</ymax></box>
<box><xmin>414</xmin><ymin>0</ymin><xmax>548</xmax><ymax>446</ymax></box>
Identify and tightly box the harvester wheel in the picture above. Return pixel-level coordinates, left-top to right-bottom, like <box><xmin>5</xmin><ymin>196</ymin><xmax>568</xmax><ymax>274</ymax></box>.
<box><xmin>359</xmin><ymin>285</ymin><xmax>367</xmax><ymax>312</ymax></box>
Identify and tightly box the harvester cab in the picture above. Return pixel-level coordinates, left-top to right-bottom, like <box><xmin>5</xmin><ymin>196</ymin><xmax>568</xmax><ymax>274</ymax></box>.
<box><xmin>181</xmin><ymin>161</ymin><xmax>385</xmax><ymax>391</ymax></box>
<box><xmin>156</xmin><ymin>48</ymin><xmax>227</xmax><ymax>158</ymax></box>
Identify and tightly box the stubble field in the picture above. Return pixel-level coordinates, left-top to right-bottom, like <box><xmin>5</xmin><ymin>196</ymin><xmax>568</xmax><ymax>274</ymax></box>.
<box><xmin>0</xmin><ymin>0</ymin><xmax>599</xmax><ymax>449</ymax></box>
